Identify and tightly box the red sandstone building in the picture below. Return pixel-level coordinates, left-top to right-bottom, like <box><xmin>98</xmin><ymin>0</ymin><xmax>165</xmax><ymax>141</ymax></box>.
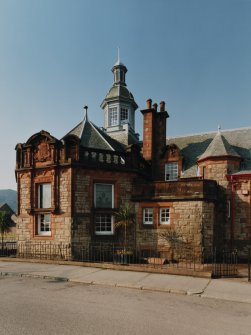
<box><xmin>15</xmin><ymin>60</ymin><xmax>251</xmax><ymax>260</ymax></box>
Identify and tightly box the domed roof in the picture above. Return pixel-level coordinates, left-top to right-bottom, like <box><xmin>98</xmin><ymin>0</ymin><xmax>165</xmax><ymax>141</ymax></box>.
<box><xmin>101</xmin><ymin>84</ymin><xmax>138</xmax><ymax>109</ymax></box>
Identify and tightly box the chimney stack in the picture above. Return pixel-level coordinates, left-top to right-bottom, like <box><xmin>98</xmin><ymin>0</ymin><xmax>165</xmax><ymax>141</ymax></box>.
<box><xmin>141</xmin><ymin>98</ymin><xmax>169</xmax><ymax>164</ymax></box>
<box><xmin>146</xmin><ymin>98</ymin><xmax>152</xmax><ymax>109</ymax></box>
<box><xmin>160</xmin><ymin>101</ymin><xmax>165</xmax><ymax>112</ymax></box>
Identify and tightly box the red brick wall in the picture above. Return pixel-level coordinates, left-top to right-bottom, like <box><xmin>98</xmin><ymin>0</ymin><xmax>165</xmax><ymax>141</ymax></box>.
<box><xmin>142</xmin><ymin>109</ymin><xmax>155</xmax><ymax>161</ymax></box>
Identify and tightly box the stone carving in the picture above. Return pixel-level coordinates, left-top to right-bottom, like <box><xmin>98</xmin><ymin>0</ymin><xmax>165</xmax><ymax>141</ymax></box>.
<box><xmin>34</xmin><ymin>139</ymin><xmax>51</xmax><ymax>162</ymax></box>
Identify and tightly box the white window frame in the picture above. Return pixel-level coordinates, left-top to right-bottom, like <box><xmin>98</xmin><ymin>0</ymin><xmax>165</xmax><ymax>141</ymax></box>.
<box><xmin>95</xmin><ymin>214</ymin><xmax>114</xmax><ymax>235</ymax></box>
<box><xmin>109</xmin><ymin>107</ymin><xmax>118</xmax><ymax>126</ymax></box>
<box><xmin>94</xmin><ymin>184</ymin><xmax>114</xmax><ymax>209</ymax></box>
<box><xmin>38</xmin><ymin>213</ymin><xmax>51</xmax><ymax>236</ymax></box>
<box><xmin>120</xmin><ymin>107</ymin><xmax>129</xmax><ymax>123</ymax></box>
<box><xmin>38</xmin><ymin>183</ymin><xmax>51</xmax><ymax>209</ymax></box>
<box><xmin>159</xmin><ymin>208</ymin><xmax>170</xmax><ymax>225</ymax></box>
<box><xmin>143</xmin><ymin>208</ymin><xmax>153</xmax><ymax>225</ymax></box>
<box><xmin>165</xmin><ymin>162</ymin><xmax>178</xmax><ymax>181</ymax></box>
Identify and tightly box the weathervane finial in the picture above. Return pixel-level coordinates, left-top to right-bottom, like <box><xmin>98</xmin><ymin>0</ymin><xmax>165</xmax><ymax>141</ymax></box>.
<box><xmin>83</xmin><ymin>105</ymin><xmax>88</xmax><ymax>121</ymax></box>
<box><xmin>117</xmin><ymin>46</ymin><xmax>120</xmax><ymax>63</ymax></box>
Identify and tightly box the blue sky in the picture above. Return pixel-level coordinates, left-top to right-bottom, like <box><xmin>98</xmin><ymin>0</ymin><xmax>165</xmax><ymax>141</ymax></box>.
<box><xmin>1</xmin><ymin>0</ymin><xmax>251</xmax><ymax>190</ymax></box>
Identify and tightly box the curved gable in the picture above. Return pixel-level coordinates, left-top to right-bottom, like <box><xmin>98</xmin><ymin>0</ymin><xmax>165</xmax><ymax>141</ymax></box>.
<box><xmin>26</xmin><ymin>130</ymin><xmax>59</xmax><ymax>146</ymax></box>
<box><xmin>163</xmin><ymin>144</ymin><xmax>182</xmax><ymax>160</ymax></box>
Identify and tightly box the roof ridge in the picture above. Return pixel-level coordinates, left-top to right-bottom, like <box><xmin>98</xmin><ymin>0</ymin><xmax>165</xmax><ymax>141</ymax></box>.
<box><xmin>168</xmin><ymin>126</ymin><xmax>251</xmax><ymax>140</ymax></box>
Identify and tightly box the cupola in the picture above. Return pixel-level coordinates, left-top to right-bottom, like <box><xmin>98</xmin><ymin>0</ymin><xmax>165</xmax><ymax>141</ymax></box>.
<box><xmin>101</xmin><ymin>55</ymin><xmax>139</xmax><ymax>145</ymax></box>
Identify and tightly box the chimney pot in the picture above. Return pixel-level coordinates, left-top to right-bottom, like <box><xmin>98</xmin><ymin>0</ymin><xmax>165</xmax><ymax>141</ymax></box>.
<box><xmin>146</xmin><ymin>99</ymin><xmax>152</xmax><ymax>109</ymax></box>
<box><xmin>160</xmin><ymin>101</ymin><xmax>165</xmax><ymax>112</ymax></box>
<box><xmin>153</xmin><ymin>103</ymin><xmax>158</xmax><ymax>111</ymax></box>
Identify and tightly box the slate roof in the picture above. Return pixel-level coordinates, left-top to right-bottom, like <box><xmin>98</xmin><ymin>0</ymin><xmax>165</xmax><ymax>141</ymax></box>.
<box><xmin>63</xmin><ymin>115</ymin><xmax>125</xmax><ymax>152</ymax></box>
<box><xmin>198</xmin><ymin>131</ymin><xmax>240</xmax><ymax>161</ymax></box>
<box><xmin>167</xmin><ymin>127</ymin><xmax>251</xmax><ymax>178</ymax></box>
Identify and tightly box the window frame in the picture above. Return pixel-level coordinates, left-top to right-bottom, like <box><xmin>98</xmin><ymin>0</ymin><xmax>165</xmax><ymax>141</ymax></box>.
<box><xmin>94</xmin><ymin>183</ymin><xmax>114</xmax><ymax>209</ymax></box>
<box><xmin>37</xmin><ymin>183</ymin><xmax>51</xmax><ymax>209</ymax></box>
<box><xmin>108</xmin><ymin>107</ymin><xmax>118</xmax><ymax>126</ymax></box>
<box><xmin>165</xmin><ymin>162</ymin><xmax>178</xmax><ymax>181</ymax></box>
<box><xmin>94</xmin><ymin>183</ymin><xmax>115</xmax><ymax>236</ymax></box>
<box><xmin>143</xmin><ymin>208</ymin><xmax>153</xmax><ymax>225</ymax></box>
<box><xmin>37</xmin><ymin>213</ymin><xmax>51</xmax><ymax>236</ymax></box>
<box><xmin>95</xmin><ymin>213</ymin><xmax>114</xmax><ymax>235</ymax></box>
<box><xmin>120</xmin><ymin>107</ymin><xmax>129</xmax><ymax>123</ymax></box>
<box><xmin>159</xmin><ymin>208</ymin><xmax>170</xmax><ymax>225</ymax></box>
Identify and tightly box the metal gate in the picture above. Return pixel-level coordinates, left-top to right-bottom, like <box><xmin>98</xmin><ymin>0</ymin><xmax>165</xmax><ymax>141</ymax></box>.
<box><xmin>212</xmin><ymin>249</ymin><xmax>238</xmax><ymax>278</ymax></box>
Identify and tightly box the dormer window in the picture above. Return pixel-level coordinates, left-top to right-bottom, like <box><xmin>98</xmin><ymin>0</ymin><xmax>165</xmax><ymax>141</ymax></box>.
<box><xmin>109</xmin><ymin>107</ymin><xmax>118</xmax><ymax>126</ymax></box>
<box><xmin>165</xmin><ymin>162</ymin><xmax>178</xmax><ymax>181</ymax></box>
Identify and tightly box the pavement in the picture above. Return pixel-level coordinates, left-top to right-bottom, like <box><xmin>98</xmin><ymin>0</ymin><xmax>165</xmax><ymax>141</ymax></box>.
<box><xmin>1</xmin><ymin>258</ymin><xmax>251</xmax><ymax>304</ymax></box>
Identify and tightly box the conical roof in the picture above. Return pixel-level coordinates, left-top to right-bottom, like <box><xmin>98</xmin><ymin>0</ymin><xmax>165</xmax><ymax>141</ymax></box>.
<box><xmin>198</xmin><ymin>131</ymin><xmax>240</xmax><ymax>161</ymax></box>
<box><xmin>62</xmin><ymin>114</ymin><xmax>125</xmax><ymax>152</ymax></box>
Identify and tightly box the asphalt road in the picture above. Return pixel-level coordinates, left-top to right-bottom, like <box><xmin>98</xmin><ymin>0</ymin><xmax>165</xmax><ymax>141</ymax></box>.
<box><xmin>0</xmin><ymin>276</ymin><xmax>251</xmax><ymax>335</ymax></box>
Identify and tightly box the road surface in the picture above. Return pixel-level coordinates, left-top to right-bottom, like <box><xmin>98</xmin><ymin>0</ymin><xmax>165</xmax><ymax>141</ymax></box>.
<box><xmin>0</xmin><ymin>276</ymin><xmax>250</xmax><ymax>335</ymax></box>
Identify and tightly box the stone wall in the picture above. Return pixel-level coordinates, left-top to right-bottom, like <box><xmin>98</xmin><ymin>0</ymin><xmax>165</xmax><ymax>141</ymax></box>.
<box><xmin>231</xmin><ymin>178</ymin><xmax>251</xmax><ymax>250</ymax></box>
<box><xmin>16</xmin><ymin>167</ymin><xmax>72</xmax><ymax>248</ymax></box>
<box><xmin>16</xmin><ymin>172</ymin><xmax>32</xmax><ymax>242</ymax></box>
<box><xmin>71</xmin><ymin>168</ymin><xmax>137</xmax><ymax>250</ymax></box>
<box><xmin>135</xmin><ymin>200</ymin><xmax>215</xmax><ymax>261</ymax></box>
<box><xmin>198</xmin><ymin>159</ymin><xmax>240</xmax><ymax>187</ymax></box>
<box><xmin>53</xmin><ymin>168</ymin><xmax>72</xmax><ymax>245</ymax></box>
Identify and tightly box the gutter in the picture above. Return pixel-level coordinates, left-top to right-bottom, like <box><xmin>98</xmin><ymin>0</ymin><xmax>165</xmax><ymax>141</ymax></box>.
<box><xmin>230</xmin><ymin>175</ymin><xmax>235</xmax><ymax>250</ymax></box>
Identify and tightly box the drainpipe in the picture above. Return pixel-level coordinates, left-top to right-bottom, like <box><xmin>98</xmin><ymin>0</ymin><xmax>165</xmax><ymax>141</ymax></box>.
<box><xmin>230</xmin><ymin>175</ymin><xmax>235</xmax><ymax>250</ymax></box>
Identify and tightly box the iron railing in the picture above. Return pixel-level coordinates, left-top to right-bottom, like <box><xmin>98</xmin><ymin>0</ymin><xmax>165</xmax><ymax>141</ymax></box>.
<box><xmin>72</xmin><ymin>242</ymin><xmax>211</xmax><ymax>273</ymax></box>
<box><xmin>0</xmin><ymin>241</ymin><xmax>17</xmax><ymax>257</ymax></box>
<box><xmin>17</xmin><ymin>242</ymin><xmax>71</xmax><ymax>261</ymax></box>
<box><xmin>1</xmin><ymin>241</ymin><xmax>251</xmax><ymax>280</ymax></box>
